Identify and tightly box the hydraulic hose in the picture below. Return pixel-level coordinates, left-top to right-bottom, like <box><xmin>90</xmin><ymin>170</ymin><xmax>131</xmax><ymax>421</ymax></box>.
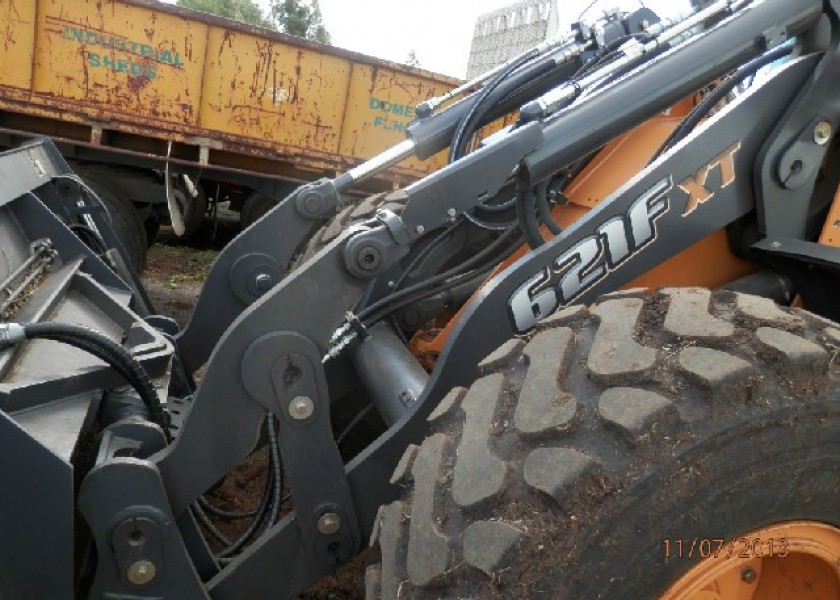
<box><xmin>449</xmin><ymin>49</ymin><xmax>541</xmax><ymax>163</ymax></box>
<box><xmin>534</xmin><ymin>181</ymin><xmax>563</xmax><ymax>236</ymax></box>
<box><xmin>517</xmin><ymin>189</ymin><xmax>546</xmax><ymax>249</ymax></box>
<box><xmin>216</xmin><ymin>414</ymin><xmax>282</xmax><ymax>561</ymax></box>
<box><xmin>358</xmin><ymin>225</ymin><xmax>521</xmax><ymax>323</ymax></box>
<box><xmin>651</xmin><ymin>43</ymin><xmax>795</xmax><ymax>162</ymax></box>
<box><xmin>1</xmin><ymin>322</ymin><xmax>170</xmax><ymax>437</ymax></box>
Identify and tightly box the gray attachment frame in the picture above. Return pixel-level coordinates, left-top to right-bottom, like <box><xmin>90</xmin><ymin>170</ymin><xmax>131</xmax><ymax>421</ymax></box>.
<box><xmin>0</xmin><ymin>139</ymin><xmax>177</xmax><ymax>599</ymax></box>
<box><xmin>78</xmin><ymin>458</ymin><xmax>208</xmax><ymax>599</ymax></box>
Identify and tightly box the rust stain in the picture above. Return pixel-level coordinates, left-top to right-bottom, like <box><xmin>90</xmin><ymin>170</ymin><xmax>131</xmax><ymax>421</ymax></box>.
<box><xmin>290</xmin><ymin>49</ymin><xmax>302</xmax><ymax>104</ymax></box>
<box><xmin>261</xmin><ymin>42</ymin><xmax>273</xmax><ymax>98</ymax></box>
<box><xmin>3</xmin><ymin>0</ymin><xmax>454</xmax><ymax>187</ymax></box>
<box><xmin>126</xmin><ymin>73</ymin><xmax>151</xmax><ymax>95</ymax></box>
<box><xmin>218</xmin><ymin>29</ymin><xmax>233</xmax><ymax>61</ymax></box>
<box><xmin>368</xmin><ymin>66</ymin><xmax>379</xmax><ymax>97</ymax></box>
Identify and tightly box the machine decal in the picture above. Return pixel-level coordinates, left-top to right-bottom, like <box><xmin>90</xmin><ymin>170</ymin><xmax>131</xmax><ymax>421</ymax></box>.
<box><xmin>680</xmin><ymin>142</ymin><xmax>741</xmax><ymax>216</ymax></box>
<box><xmin>507</xmin><ymin>177</ymin><xmax>672</xmax><ymax>333</ymax></box>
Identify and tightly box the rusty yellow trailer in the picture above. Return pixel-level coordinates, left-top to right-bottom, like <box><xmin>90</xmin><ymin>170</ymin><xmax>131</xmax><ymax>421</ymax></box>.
<box><xmin>0</xmin><ymin>0</ymin><xmax>458</xmax><ymax>244</ymax></box>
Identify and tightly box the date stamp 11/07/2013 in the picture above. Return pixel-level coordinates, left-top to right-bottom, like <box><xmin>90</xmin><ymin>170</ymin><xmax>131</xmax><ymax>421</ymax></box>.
<box><xmin>663</xmin><ymin>537</ymin><xmax>790</xmax><ymax>560</ymax></box>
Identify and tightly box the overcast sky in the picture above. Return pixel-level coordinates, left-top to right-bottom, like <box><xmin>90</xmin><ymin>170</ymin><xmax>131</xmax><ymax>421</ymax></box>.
<box><xmin>316</xmin><ymin>0</ymin><xmax>691</xmax><ymax>77</ymax></box>
<box><xmin>165</xmin><ymin>0</ymin><xmax>692</xmax><ymax>78</ymax></box>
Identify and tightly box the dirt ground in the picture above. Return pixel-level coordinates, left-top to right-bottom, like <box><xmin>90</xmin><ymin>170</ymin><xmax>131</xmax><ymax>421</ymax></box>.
<box><xmin>142</xmin><ymin>227</ymin><xmax>372</xmax><ymax>599</ymax></box>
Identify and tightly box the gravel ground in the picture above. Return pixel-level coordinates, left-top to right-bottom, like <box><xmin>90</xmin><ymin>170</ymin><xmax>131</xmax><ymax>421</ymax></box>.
<box><xmin>141</xmin><ymin>226</ymin><xmax>370</xmax><ymax>599</ymax></box>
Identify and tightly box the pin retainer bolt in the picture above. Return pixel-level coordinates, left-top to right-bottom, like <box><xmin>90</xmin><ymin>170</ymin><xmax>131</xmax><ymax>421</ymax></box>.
<box><xmin>126</xmin><ymin>560</ymin><xmax>157</xmax><ymax>586</ymax></box>
<box><xmin>815</xmin><ymin>121</ymin><xmax>833</xmax><ymax>146</ymax></box>
<box><xmin>289</xmin><ymin>396</ymin><xmax>315</xmax><ymax>420</ymax></box>
<box><xmin>317</xmin><ymin>512</ymin><xmax>342</xmax><ymax>535</ymax></box>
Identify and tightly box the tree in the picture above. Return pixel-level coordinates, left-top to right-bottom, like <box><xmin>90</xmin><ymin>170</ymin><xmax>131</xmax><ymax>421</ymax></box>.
<box><xmin>177</xmin><ymin>0</ymin><xmax>273</xmax><ymax>29</ymax></box>
<box><xmin>405</xmin><ymin>50</ymin><xmax>420</xmax><ymax>68</ymax></box>
<box><xmin>270</xmin><ymin>0</ymin><xmax>331</xmax><ymax>44</ymax></box>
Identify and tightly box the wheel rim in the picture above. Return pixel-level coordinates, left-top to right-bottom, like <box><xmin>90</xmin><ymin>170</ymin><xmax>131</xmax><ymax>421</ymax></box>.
<box><xmin>660</xmin><ymin>522</ymin><xmax>840</xmax><ymax>600</ymax></box>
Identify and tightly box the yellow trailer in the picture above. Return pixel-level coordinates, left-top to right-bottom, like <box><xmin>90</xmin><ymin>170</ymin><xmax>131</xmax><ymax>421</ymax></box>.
<box><xmin>0</xmin><ymin>0</ymin><xmax>458</xmax><ymax>249</ymax></box>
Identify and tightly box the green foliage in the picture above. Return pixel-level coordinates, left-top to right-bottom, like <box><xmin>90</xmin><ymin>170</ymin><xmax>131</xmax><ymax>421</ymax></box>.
<box><xmin>176</xmin><ymin>0</ymin><xmax>273</xmax><ymax>29</ymax></box>
<box><xmin>270</xmin><ymin>0</ymin><xmax>331</xmax><ymax>44</ymax></box>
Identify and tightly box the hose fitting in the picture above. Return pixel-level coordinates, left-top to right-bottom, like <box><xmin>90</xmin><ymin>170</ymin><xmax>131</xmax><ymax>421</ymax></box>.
<box><xmin>0</xmin><ymin>323</ymin><xmax>26</xmax><ymax>348</ymax></box>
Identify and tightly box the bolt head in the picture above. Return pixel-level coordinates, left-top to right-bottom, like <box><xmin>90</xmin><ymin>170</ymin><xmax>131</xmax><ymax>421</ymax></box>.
<box><xmin>814</xmin><ymin>121</ymin><xmax>833</xmax><ymax>146</ymax></box>
<box><xmin>317</xmin><ymin>512</ymin><xmax>342</xmax><ymax>535</ymax></box>
<box><xmin>302</xmin><ymin>192</ymin><xmax>322</xmax><ymax>215</ymax></box>
<box><xmin>255</xmin><ymin>273</ymin><xmax>273</xmax><ymax>292</ymax></box>
<box><xmin>357</xmin><ymin>245</ymin><xmax>383</xmax><ymax>271</ymax></box>
<box><xmin>741</xmin><ymin>566</ymin><xmax>757</xmax><ymax>584</ymax></box>
<box><xmin>447</xmin><ymin>208</ymin><xmax>457</xmax><ymax>218</ymax></box>
<box><xmin>415</xmin><ymin>225</ymin><xmax>425</xmax><ymax>235</ymax></box>
<box><xmin>126</xmin><ymin>560</ymin><xmax>156</xmax><ymax>586</ymax></box>
<box><xmin>289</xmin><ymin>396</ymin><xmax>314</xmax><ymax>420</ymax></box>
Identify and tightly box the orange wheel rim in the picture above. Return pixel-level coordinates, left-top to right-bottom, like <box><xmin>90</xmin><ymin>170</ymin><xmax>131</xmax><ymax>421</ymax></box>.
<box><xmin>660</xmin><ymin>522</ymin><xmax>840</xmax><ymax>600</ymax></box>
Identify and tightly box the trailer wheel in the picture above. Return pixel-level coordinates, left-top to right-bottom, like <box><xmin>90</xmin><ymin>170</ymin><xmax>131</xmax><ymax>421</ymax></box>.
<box><xmin>173</xmin><ymin>179</ymin><xmax>207</xmax><ymax>240</ymax></box>
<box><xmin>367</xmin><ymin>289</ymin><xmax>840</xmax><ymax>599</ymax></box>
<box><xmin>82</xmin><ymin>177</ymin><xmax>148</xmax><ymax>273</ymax></box>
<box><xmin>239</xmin><ymin>192</ymin><xmax>276</xmax><ymax>230</ymax></box>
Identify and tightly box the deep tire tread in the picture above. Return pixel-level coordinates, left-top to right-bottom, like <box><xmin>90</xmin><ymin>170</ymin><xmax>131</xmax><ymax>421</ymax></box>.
<box><xmin>368</xmin><ymin>289</ymin><xmax>840</xmax><ymax>599</ymax></box>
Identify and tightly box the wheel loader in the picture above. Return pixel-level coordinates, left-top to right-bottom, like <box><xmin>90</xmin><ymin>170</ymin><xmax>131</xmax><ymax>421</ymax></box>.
<box><xmin>1</xmin><ymin>0</ymin><xmax>839</xmax><ymax>598</ymax></box>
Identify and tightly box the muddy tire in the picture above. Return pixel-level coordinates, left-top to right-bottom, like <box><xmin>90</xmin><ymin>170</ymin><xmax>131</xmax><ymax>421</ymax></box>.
<box><xmin>293</xmin><ymin>192</ymin><xmax>402</xmax><ymax>267</ymax></box>
<box><xmin>367</xmin><ymin>289</ymin><xmax>840</xmax><ymax>599</ymax></box>
<box><xmin>82</xmin><ymin>177</ymin><xmax>148</xmax><ymax>273</ymax></box>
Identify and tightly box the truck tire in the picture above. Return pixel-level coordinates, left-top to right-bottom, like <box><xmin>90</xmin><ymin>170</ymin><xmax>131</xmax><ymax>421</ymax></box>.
<box><xmin>240</xmin><ymin>192</ymin><xmax>276</xmax><ymax>230</ymax></box>
<box><xmin>367</xmin><ymin>289</ymin><xmax>840</xmax><ymax>599</ymax></box>
<box><xmin>173</xmin><ymin>180</ymin><xmax>207</xmax><ymax>240</ymax></box>
<box><xmin>294</xmin><ymin>192</ymin><xmax>400</xmax><ymax>266</ymax></box>
<box><xmin>83</xmin><ymin>178</ymin><xmax>148</xmax><ymax>273</ymax></box>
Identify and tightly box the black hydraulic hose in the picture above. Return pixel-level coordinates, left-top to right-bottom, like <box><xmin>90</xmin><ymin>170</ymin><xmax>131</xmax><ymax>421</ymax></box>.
<box><xmin>358</xmin><ymin>225</ymin><xmax>521</xmax><ymax>322</ymax></box>
<box><xmin>68</xmin><ymin>223</ymin><xmax>109</xmax><ymax>255</ymax></box>
<box><xmin>474</xmin><ymin>196</ymin><xmax>518</xmax><ymax>213</ymax></box>
<box><xmin>216</xmin><ymin>470</ymin><xmax>275</xmax><ymax>561</ymax></box>
<box><xmin>517</xmin><ymin>190</ymin><xmax>545</xmax><ymax>249</ymax></box>
<box><xmin>264</xmin><ymin>414</ymin><xmax>283</xmax><ymax>529</ymax></box>
<box><xmin>20</xmin><ymin>322</ymin><xmax>170</xmax><ymax>437</ymax></box>
<box><xmin>336</xmin><ymin>404</ymin><xmax>375</xmax><ymax>447</ymax></box>
<box><xmin>193</xmin><ymin>502</ymin><xmax>232</xmax><ymax>547</ymax></box>
<box><xmin>366</xmin><ymin>264</ymin><xmax>499</xmax><ymax>328</ymax></box>
<box><xmin>449</xmin><ymin>50</ymin><xmax>540</xmax><ymax>163</ymax></box>
<box><xmin>392</xmin><ymin>220</ymin><xmax>462</xmax><ymax>291</ymax></box>
<box><xmin>364</xmin><ymin>230</ymin><xmax>526</xmax><ymax>327</ymax></box>
<box><xmin>573</xmin><ymin>34</ymin><xmax>649</xmax><ymax>79</ymax></box>
<box><xmin>651</xmin><ymin>44</ymin><xmax>795</xmax><ymax>163</ymax></box>
<box><xmin>217</xmin><ymin>415</ymin><xmax>280</xmax><ymax>561</ymax></box>
<box><xmin>198</xmin><ymin>496</ymin><xmax>260</xmax><ymax>520</ymax></box>
<box><xmin>535</xmin><ymin>181</ymin><xmax>563</xmax><ymax>236</ymax></box>
<box><xmin>409</xmin><ymin>46</ymin><xmax>583</xmax><ymax>160</ymax></box>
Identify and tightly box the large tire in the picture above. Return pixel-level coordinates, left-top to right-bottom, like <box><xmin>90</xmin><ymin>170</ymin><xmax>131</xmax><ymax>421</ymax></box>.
<box><xmin>293</xmin><ymin>192</ymin><xmax>400</xmax><ymax>267</ymax></box>
<box><xmin>367</xmin><ymin>289</ymin><xmax>840</xmax><ymax>599</ymax></box>
<box><xmin>82</xmin><ymin>177</ymin><xmax>148</xmax><ymax>273</ymax></box>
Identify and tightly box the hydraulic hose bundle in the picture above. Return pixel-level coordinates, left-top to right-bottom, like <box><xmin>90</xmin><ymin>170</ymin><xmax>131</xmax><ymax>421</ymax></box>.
<box><xmin>0</xmin><ymin>321</ymin><xmax>170</xmax><ymax>437</ymax></box>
